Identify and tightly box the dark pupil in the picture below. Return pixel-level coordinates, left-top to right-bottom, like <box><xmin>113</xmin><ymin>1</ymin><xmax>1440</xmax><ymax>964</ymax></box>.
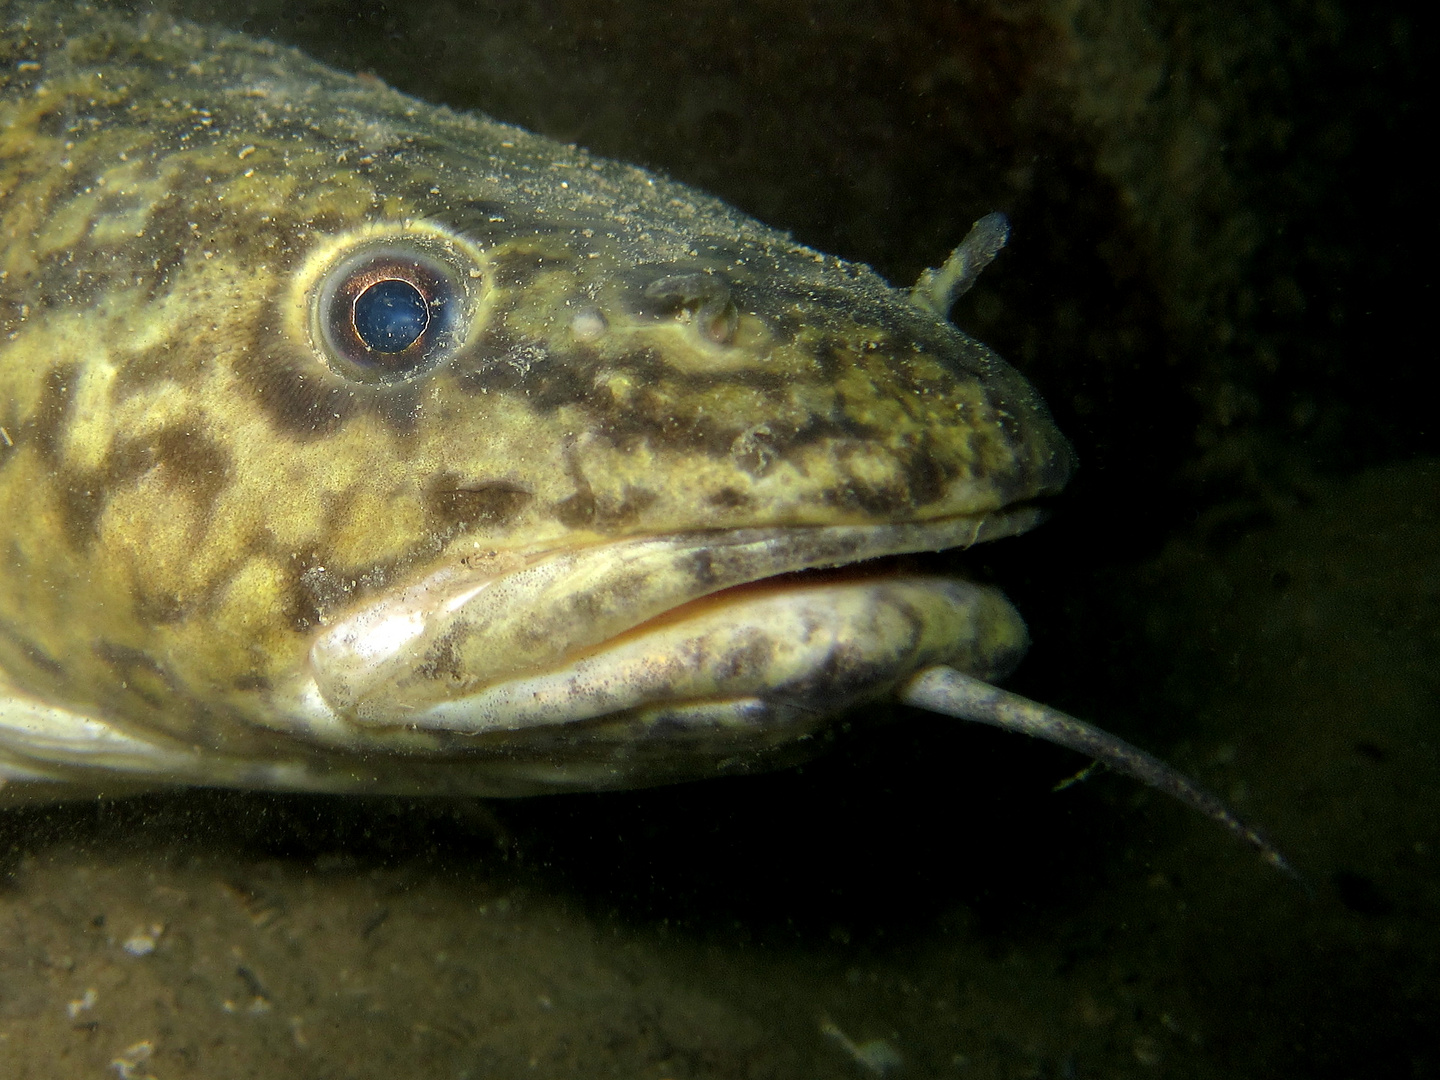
<box><xmin>353</xmin><ymin>279</ymin><xmax>429</xmax><ymax>352</ymax></box>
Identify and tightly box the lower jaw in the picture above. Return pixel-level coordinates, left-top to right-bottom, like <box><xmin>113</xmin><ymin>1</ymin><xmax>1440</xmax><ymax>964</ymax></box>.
<box><xmin>374</xmin><ymin>571</ymin><xmax>1030</xmax><ymax>738</ymax></box>
<box><xmin>313</xmin><ymin>509</ymin><xmax>1047</xmax><ymax>722</ymax></box>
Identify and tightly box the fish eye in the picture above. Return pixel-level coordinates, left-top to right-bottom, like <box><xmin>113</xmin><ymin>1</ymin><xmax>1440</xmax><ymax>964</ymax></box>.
<box><xmin>309</xmin><ymin>232</ymin><xmax>482</xmax><ymax>383</ymax></box>
<box><xmin>353</xmin><ymin>278</ymin><xmax>429</xmax><ymax>352</ymax></box>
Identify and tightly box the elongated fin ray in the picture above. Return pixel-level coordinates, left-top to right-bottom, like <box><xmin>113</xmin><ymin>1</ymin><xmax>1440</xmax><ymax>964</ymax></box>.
<box><xmin>900</xmin><ymin>664</ymin><xmax>1295</xmax><ymax>876</ymax></box>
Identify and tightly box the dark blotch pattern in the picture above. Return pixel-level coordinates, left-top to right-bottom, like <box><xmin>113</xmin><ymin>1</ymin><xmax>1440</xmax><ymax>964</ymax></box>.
<box><xmin>426</xmin><ymin>477</ymin><xmax>534</xmax><ymax>529</ymax></box>
<box><xmin>92</xmin><ymin>639</ymin><xmax>176</xmax><ymax>712</ymax></box>
<box><xmin>0</xmin><ymin>619</ymin><xmax>66</xmax><ymax>679</ymax></box>
<box><xmin>707</xmin><ymin>487</ymin><xmax>752</xmax><ymax>510</ymax></box>
<box><xmin>489</xmin><ymin>249</ymin><xmax>575</xmax><ymax>288</ymax></box>
<box><xmin>235</xmin><ymin>336</ymin><xmax>424</xmax><ymax>440</ymax></box>
<box><xmin>51</xmin><ymin>426</ymin><xmax>232</xmax><ymax>550</ymax></box>
<box><xmin>148</xmin><ymin>426</ymin><xmax>232</xmax><ymax>511</ymax></box>
<box><xmin>26</xmin><ymin>365</ymin><xmax>79</xmax><ymax>463</ymax></box>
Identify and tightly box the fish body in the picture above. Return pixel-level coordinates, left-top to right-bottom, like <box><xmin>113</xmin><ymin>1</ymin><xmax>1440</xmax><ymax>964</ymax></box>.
<box><xmin>0</xmin><ymin>3</ymin><xmax>1074</xmax><ymax>798</ymax></box>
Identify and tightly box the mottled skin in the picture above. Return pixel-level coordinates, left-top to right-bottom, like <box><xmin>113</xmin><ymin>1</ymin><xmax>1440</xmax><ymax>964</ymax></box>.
<box><xmin>0</xmin><ymin>3</ymin><xmax>1073</xmax><ymax>796</ymax></box>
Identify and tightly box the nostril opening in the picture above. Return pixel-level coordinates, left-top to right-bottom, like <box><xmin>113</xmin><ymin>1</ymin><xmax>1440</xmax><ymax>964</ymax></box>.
<box><xmin>698</xmin><ymin>296</ymin><xmax>739</xmax><ymax>345</ymax></box>
<box><xmin>641</xmin><ymin>271</ymin><xmax>738</xmax><ymax>345</ymax></box>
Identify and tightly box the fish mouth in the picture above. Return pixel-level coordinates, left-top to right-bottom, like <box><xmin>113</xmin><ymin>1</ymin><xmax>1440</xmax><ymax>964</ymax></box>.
<box><xmin>309</xmin><ymin>507</ymin><xmax>1045</xmax><ymax>733</ymax></box>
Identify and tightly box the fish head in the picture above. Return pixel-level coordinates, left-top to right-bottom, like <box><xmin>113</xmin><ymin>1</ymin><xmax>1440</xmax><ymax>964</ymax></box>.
<box><xmin>0</xmin><ymin>15</ymin><xmax>1073</xmax><ymax>792</ymax></box>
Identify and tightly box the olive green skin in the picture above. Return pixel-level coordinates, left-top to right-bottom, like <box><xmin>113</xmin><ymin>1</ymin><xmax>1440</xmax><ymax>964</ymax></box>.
<box><xmin>0</xmin><ymin>3</ymin><xmax>1071</xmax><ymax>795</ymax></box>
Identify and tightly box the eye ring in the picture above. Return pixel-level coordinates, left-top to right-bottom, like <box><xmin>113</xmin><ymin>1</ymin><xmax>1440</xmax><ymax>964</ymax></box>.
<box><xmin>308</xmin><ymin>229</ymin><xmax>484</xmax><ymax>384</ymax></box>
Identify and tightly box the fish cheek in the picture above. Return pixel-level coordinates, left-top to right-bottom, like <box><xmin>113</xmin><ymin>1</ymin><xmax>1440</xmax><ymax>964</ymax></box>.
<box><xmin>233</xmin><ymin>317</ymin><xmax>424</xmax><ymax>441</ymax></box>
